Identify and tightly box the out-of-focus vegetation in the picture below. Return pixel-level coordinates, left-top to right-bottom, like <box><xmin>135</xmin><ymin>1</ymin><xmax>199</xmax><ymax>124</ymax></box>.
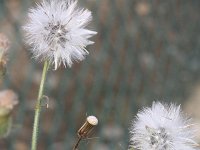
<box><xmin>0</xmin><ymin>0</ymin><xmax>200</xmax><ymax>149</ymax></box>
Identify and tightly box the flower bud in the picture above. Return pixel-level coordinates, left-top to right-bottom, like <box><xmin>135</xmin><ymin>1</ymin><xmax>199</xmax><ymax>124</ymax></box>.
<box><xmin>0</xmin><ymin>109</ymin><xmax>12</xmax><ymax>138</ymax></box>
<box><xmin>78</xmin><ymin>116</ymin><xmax>98</xmax><ymax>138</ymax></box>
<box><xmin>0</xmin><ymin>90</ymin><xmax>18</xmax><ymax>137</ymax></box>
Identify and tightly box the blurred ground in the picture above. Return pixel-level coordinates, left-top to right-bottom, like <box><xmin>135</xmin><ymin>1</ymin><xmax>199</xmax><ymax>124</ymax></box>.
<box><xmin>0</xmin><ymin>0</ymin><xmax>200</xmax><ymax>149</ymax></box>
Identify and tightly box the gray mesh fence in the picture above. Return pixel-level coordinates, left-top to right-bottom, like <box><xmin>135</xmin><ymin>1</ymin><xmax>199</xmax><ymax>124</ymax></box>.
<box><xmin>0</xmin><ymin>0</ymin><xmax>200</xmax><ymax>149</ymax></box>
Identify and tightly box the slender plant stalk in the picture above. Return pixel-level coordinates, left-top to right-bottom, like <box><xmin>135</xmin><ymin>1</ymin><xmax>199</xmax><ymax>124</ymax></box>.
<box><xmin>31</xmin><ymin>61</ymin><xmax>49</xmax><ymax>150</ymax></box>
<box><xmin>73</xmin><ymin>137</ymin><xmax>82</xmax><ymax>150</ymax></box>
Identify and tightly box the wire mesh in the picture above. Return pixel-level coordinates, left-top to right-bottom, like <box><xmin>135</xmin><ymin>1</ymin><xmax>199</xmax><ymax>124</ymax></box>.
<box><xmin>0</xmin><ymin>0</ymin><xmax>200</xmax><ymax>149</ymax></box>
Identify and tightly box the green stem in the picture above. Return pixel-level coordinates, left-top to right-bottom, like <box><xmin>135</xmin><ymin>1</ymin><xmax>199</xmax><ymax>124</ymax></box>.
<box><xmin>31</xmin><ymin>61</ymin><xmax>49</xmax><ymax>150</ymax></box>
<box><xmin>0</xmin><ymin>48</ymin><xmax>4</xmax><ymax>60</ymax></box>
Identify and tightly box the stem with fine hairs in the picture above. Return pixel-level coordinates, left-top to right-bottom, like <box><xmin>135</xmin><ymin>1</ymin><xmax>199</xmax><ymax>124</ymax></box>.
<box><xmin>31</xmin><ymin>61</ymin><xmax>49</xmax><ymax>150</ymax></box>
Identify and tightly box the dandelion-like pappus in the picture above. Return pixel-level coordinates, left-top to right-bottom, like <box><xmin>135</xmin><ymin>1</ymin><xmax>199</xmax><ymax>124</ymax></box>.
<box><xmin>23</xmin><ymin>0</ymin><xmax>97</xmax><ymax>70</ymax></box>
<box><xmin>130</xmin><ymin>102</ymin><xmax>199</xmax><ymax>150</ymax></box>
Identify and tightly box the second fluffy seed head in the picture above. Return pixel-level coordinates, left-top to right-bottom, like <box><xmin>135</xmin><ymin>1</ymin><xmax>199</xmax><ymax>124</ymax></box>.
<box><xmin>130</xmin><ymin>102</ymin><xmax>198</xmax><ymax>150</ymax></box>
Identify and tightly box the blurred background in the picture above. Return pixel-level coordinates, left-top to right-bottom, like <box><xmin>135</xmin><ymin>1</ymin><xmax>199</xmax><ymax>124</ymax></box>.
<box><xmin>0</xmin><ymin>0</ymin><xmax>200</xmax><ymax>149</ymax></box>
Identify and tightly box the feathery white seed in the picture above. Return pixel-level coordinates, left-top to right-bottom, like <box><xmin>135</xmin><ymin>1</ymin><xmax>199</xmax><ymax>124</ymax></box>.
<box><xmin>130</xmin><ymin>102</ymin><xmax>199</xmax><ymax>150</ymax></box>
<box><xmin>23</xmin><ymin>0</ymin><xmax>97</xmax><ymax>70</ymax></box>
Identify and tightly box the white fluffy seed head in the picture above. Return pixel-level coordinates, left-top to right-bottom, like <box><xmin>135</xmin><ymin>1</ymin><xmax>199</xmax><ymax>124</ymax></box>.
<box><xmin>129</xmin><ymin>102</ymin><xmax>199</xmax><ymax>150</ymax></box>
<box><xmin>23</xmin><ymin>0</ymin><xmax>97</xmax><ymax>70</ymax></box>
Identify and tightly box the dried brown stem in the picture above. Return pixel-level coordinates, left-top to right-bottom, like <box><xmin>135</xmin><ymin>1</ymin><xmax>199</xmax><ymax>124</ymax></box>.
<box><xmin>73</xmin><ymin>137</ymin><xmax>82</xmax><ymax>150</ymax></box>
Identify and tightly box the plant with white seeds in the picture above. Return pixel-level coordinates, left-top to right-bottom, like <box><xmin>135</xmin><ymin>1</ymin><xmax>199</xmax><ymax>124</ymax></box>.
<box><xmin>23</xmin><ymin>0</ymin><xmax>96</xmax><ymax>150</ymax></box>
<box><xmin>24</xmin><ymin>0</ymin><xmax>96</xmax><ymax>70</ymax></box>
<box><xmin>130</xmin><ymin>102</ymin><xmax>199</xmax><ymax>150</ymax></box>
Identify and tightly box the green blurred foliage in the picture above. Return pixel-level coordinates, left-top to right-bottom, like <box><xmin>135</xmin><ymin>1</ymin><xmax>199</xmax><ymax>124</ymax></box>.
<box><xmin>0</xmin><ymin>0</ymin><xmax>200</xmax><ymax>149</ymax></box>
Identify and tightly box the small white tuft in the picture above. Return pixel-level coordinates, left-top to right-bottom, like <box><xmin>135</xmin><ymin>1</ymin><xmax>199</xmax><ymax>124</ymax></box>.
<box><xmin>129</xmin><ymin>102</ymin><xmax>199</xmax><ymax>150</ymax></box>
<box><xmin>23</xmin><ymin>0</ymin><xmax>97</xmax><ymax>70</ymax></box>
